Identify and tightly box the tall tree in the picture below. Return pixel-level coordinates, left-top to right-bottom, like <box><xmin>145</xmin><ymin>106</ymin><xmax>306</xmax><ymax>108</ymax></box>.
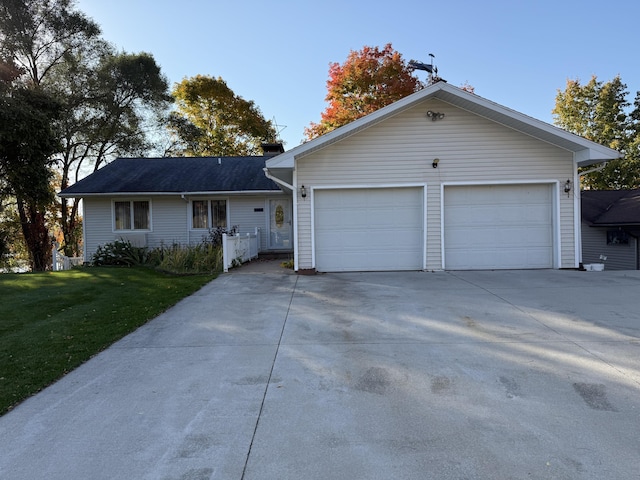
<box><xmin>168</xmin><ymin>75</ymin><xmax>276</xmax><ymax>156</ymax></box>
<box><xmin>0</xmin><ymin>61</ymin><xmax>61</xmax><ymax>270</ymax></box>
<box><xmin>52</xmin><ymin>50</ymin><xmax>172</xmax><ymax>255</ymax></box>
<box><xmin>0</xmin><ymin>0</ymin><xmax>100</xmax><ymax>86</ymax></box>
<box><xmin>1</xmin><ymin>0</ymin><xmax>172</xmax><ymax>257</ymax></box>
<box><xmin>553</xmin><ymin>75</ymin><xmax>638</xmax><ymax>190</ymax></box>
<box><xmin>305</xmin><ymin>44</ymin><xmax>422</xmax><ymax>140</ymax></box>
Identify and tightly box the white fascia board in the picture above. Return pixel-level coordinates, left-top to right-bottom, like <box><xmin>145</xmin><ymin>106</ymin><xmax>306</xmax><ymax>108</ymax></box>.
<box><xmin>58</xmin><ymin>190</ymin><xmax>284</xmax><ymax>198</ymax></box>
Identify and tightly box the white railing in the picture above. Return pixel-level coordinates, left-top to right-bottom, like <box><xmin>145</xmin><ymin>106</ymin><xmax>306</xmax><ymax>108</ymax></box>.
<box><xmin>222</xmin><ymin>228</ymin><xmax>260</xmax><ymax>272</ymax></box>
<box><xmin>52</xmin><ymin>246</ymin><xmax>84</xmax><ymax>271</ymax></box>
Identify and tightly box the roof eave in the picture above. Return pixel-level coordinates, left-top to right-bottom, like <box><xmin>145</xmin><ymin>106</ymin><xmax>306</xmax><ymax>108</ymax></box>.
<box><xmin>58</xmin><ymin>190</ymin><xmax>283</xmax><ymax>198</ymax></box>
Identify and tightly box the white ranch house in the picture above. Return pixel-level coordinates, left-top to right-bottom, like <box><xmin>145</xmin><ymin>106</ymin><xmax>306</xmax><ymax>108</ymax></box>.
<box><xmin>60</xmin><ymin>82</ymin><xmax>620</xmax><ymax>272</ymax></box>
<box><xmin>59</xmin><ymin>149</ymin><xmax>294</xmax><ymax>261</ymax></box>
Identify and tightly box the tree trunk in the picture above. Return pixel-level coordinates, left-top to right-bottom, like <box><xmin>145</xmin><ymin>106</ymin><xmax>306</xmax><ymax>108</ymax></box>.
<box><xmin>17</xmin><ymin>199</ymin><xmax>52</xmax><ymax>271</ymax></box>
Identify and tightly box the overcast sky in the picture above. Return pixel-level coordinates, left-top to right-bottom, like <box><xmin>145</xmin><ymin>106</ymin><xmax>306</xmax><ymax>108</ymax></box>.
<box><xmin>76</xmin><ymin>0</ymin><xmax>640</xmax><ymax>149</ymax></box>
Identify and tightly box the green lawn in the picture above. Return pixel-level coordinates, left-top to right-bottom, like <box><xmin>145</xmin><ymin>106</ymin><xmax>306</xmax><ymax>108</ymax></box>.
<box><xmin>0</xmin><ymin>267</ymin><xmax>215</xmax><ymax>415</ymax></box>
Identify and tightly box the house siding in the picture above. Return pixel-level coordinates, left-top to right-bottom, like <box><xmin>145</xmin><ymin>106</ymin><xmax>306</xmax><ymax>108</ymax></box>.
<box><xmin>82</xmin><ymin>194</ymin><xmax>285</xmax><ymax>260</ymax></box>
<box><xmin>581</xmin><ymin>221</ymin><xmax>638</xmax><ymax>270</ymax></box>
<box><xmin>83</xmin><ymin>198</ymin><xmax>113</xmax><ymax>259</ymax></box>
<box><xmin>296</xmin><ymin>99</ymin><xmax>576</xmax><ymax>271</ymax></box>
<box><xmin>229</xmin><ymin>194</ymin><xmax>286</xmax><ymax>252</ymax></box>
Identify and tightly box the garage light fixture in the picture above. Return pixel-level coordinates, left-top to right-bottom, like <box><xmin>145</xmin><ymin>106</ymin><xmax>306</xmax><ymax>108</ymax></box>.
<box><xmin>301</xmin><ymin>185</ymin><xmax>307</xmax><ymax>198</ymax></box>
<box><xmin>564</xmin><ymin>179</ymin><xmax>572</xmax><ymax>197</ymax></box>
<box><xmin>427</xmin><ymin>110</ymin><xmax>445</xmax><ymax>121</ymax></box>
<box><xmin>432</xmin><ymin>158</ymin><xmax>440</xmax><ymax>168</ymax></box>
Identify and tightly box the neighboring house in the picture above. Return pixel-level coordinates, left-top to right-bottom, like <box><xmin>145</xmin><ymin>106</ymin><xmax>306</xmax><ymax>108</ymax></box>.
<box><xmin>265</xmin><ymin>82</ymin><xmax>621</xmax><ymax>272</ymax></box>
<box><xmin>59</xmin><ymin>146</ymin><xmax>293</xmax><ymax>261</ymax></box>
<box><xmin>581</xmin><ymin>189</ymin><xmax>640</xmax><ymax>270</ymax></box>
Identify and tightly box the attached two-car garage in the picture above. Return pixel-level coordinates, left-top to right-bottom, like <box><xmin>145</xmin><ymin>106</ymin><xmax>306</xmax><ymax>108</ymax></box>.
<box><xmin>312</xmin><ymin>184</ymin><xmax>555</xmax><ymax>272</ymax></box>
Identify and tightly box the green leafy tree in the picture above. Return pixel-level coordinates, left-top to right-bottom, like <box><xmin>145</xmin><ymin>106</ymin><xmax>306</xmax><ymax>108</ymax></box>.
<box><xmin>553</xmin><ymin>75</ymin><xmax>638</xmax><ymax>189</ymax></box>
<box><xmin>305</xmin><ymin>43</ymin><xmax>423</xmax><ymax>140</ymax></box>
<box><xmin>0</xmin><ymin>62</ymin><xmax>62</xmax><ymax>270</ymax></box>
<box><xmin>52</xmin><ymin>50</ymin><xmax>172</xmax><ymax>255</ymax></box>
<box><xmin>0</xmin><ymin>0</ymin><xmax>100</xmax><ymax>86</ymax></box>
<box><xmin>168</xmin><ymin>75</ymin><xmax>276</xmax><ymax>156</ymax></box>
<box><xmin>1</xmin><ymin>0</ymin><xmax>172</xmax><ymax>257</ymax></box>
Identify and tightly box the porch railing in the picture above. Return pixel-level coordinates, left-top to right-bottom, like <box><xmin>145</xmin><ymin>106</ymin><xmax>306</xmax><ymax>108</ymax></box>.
<box><xmin>52</xmin><ymin>245</ymin><xmax>84</xmax><ymax>271</ymax></box>
<box><xmin>222</xmin><ymin>228</ymin><xmax>260</xmax><ymax>272</ymax></box>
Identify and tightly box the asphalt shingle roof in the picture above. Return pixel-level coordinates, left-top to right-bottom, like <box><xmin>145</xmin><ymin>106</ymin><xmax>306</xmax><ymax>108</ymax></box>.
<box><xmin>581</xmin><ymin>189</ymin><xmax>640</xmax><ymax>226</ymax></box>
<box><xmin>59</xmin><ymin>156</ymin><xmax>281</xmax><ymax>196</ymax></box>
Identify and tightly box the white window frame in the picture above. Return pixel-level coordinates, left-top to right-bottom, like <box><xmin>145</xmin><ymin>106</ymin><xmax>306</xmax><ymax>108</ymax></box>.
<box><xmin>189</xmin><ymin>198</ymin><xmax>229</xmax><ymax>230</ymax></box>
<box><xmin>112</xmin><ymin>199</ymin><xmax>152</xmax><ymax>232</ymax></box>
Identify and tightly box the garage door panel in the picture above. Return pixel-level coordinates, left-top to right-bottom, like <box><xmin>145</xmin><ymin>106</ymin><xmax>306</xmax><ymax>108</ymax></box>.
<box><xmin>444</xmin><ymin>185</ymin><xmax>554</xmax><ymax>270</ymax></box>
<box><xmin>314</xmin><ymin>188</ymin><xmax>423</xmax><ymax>272</ymax></box>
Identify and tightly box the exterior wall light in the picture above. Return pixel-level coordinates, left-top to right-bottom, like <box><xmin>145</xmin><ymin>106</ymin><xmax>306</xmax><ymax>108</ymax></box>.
<box><xmin>427</xmin><ymin>110</ymin><xmax>445</xmax><ymax>121</ymax></box>
<box><xmin>301</xmin><ymin>185</ymin><xmax>307</xmax><ymax>198</ymax></box>
<box><xmin>432</xmin><ymin>158</ymin><xmax>440</xmax><ymax>168</ymax></box>
<box><xmin>564</xmin><ymin>179</ymin><xmax>571</xmax><ymax>197</ymax></box>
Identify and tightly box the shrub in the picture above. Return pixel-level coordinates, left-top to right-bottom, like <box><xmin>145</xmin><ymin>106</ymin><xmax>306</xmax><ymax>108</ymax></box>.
<box><xmin>156</xmin><ymin>242</ymin><xmax>223</xmax><ymax>274</ymax></box>
<box><xmin>91</xmin><ymin>240</ymin><xmax>223</xmax><ymax>274</ymax></box>
<box><xmin>207</xmin><ymin>225</ymin><xmax>238</xmax><ymax>247</ymax></box>
<box><xmin>92</xmin><ymin>240</ymin><xmax>148</xmax><ymax>266</ymax></box>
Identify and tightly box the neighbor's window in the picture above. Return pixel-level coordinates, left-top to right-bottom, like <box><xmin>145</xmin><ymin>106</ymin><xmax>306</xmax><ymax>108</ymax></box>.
<box><xmin>114</xmin><ymin>200</ymin><xmax>150</xmax><ymax>230</ymax></box>
<box><xmin>192</xmin><ymin>199</ymin><xmax>227</xmax><ymax>229</ymax></box>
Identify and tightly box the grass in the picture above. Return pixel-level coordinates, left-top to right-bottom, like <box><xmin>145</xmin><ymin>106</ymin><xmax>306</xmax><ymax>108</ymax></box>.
<box><xmin>0</xmin><ymin>266</ymin><xmax>215</xmax><ymax>415</ymax></box>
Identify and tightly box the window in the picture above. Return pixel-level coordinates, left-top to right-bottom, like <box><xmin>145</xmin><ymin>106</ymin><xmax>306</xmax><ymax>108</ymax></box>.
<box><xmin>607</xmin><ymin>229</ymin><xmax>629</xmax><ymax>245</ymax></box>
<box><xmin>114</xmin><ymin>200</ymin><xmax>150</xmax><ymax>231</ymax></box>
<box><xmin>192</xmin><ymin>199</ymin><xmax>227</xmax><ymax>229</ymax></box>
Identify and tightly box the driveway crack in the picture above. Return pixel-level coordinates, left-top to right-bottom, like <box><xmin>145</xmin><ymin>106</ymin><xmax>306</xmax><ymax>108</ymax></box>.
<box><xmin>240</xmin><ymin>275</ymin><xmax>298</xmax><ymax>479</ymax></box>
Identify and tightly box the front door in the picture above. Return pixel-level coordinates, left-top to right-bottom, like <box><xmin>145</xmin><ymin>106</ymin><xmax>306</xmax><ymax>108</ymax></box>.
<box><xmin>269</xmin><ymin>198</ymin><xmax>292</xmax><ymax>250</ymax></box>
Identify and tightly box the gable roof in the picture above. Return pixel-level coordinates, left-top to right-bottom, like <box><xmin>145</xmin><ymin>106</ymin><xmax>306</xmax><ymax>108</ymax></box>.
<box><xmin>266</xmin><ymin>82</ymin><xmax>621</xmax><ymax>170</ymax></box>
<box><xmin>59</xmin><ymin>156</ymin><xmax>281</xmax><ymax>197</ymax></box>
<box><xmin>581</xmin><ymin>189</ymin><xmax>640</xmax><ymax>226</ymax></box>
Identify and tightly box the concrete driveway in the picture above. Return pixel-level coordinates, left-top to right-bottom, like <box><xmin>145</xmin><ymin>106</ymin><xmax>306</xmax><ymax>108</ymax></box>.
<box><xmin>1</xmin><ymin>266</ymin><xmax>639</xmax><ymax>479</ymax></box>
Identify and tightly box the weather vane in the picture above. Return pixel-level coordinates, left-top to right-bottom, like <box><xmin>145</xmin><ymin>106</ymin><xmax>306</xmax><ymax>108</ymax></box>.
<box><xmin>408</xmin><ymin>53</ymin><xmax>443</xmax><ymax>85</ymax></box>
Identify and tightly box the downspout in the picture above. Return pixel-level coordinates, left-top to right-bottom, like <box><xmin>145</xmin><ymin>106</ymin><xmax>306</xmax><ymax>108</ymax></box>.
<box><xmin>263</xmin><ymin>168</ymin><xmax>294</xmax><ymax>192</ymax></box>
<box><xmin>576</xmin><ymin>162</ymin><xmax>607</xmax><ymax>267</ymax></box>
<box><xmin>181</xmin><ymin>194</ymin><xmax>189</xmax><ymax>245</ymax></box>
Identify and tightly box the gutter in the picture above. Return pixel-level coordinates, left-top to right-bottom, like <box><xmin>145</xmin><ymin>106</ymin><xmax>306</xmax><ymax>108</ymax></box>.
<box><xmin>263</xmin><ymin>167</ymin><xmax>294</xmax><ymax>192</ymax></box>
<box><xmin>580</xmin><ymin>162</ymin><xmax>607</xmax><ymax>176</ymax></box>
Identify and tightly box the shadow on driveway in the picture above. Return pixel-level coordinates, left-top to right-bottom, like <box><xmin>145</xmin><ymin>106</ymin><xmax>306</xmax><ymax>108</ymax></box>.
<box><xmin>1</xmin><ymin>268</ymin><xmax>639</xmax><ymax>479</ymax></box>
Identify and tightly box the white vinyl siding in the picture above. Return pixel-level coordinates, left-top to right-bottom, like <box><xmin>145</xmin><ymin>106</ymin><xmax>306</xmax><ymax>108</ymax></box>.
<box><xmin>82</xmin><ymin>194</ymin><xmax>287</xmax><ymax>260</ymax></box>
<box><xmin>228</xmin><ymin>195</ymin><xmax>285</xmax><ymax>252</ymax></box>
<box><xmin>581</xmin><ymin>222</ymin><xmax>639</xmax><ymax>270</ymax></box>
<box><xmin>296</xmin><ymin>99</ymin><xmax>576</xmax><ymax>271</ymax></box>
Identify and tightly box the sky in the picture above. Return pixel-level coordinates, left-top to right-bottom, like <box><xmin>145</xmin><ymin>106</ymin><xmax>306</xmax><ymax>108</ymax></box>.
<box><xmin>76</xmin><ymin>0</ymin><xmax>640</xmax><ymax>149</ymax></box>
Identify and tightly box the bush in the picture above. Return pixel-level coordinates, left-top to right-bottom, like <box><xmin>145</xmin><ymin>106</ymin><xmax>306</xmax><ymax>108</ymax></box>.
<box><xmin>92</xmin><ymin>240</ymin><xmax>148</xmax><ymax>266</ymax></box>
<box><xmin>156</xmin><ymin>242</ymin><xmax>223</xmax><ymax>274</ymax></box>
<box><xmin>91</xmin><ymin>239</ymin><xmax>223</xmax><ymax>274</ymax></box>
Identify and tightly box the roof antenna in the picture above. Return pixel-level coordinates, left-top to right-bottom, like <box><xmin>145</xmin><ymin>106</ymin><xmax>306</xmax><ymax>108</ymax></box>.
<box><xmin>271</xmin><ymin>116</ymin><xmax>287</xmax><ymax>143</ymax></box>
<box><xmin>409</xmin><ymin>53</ymin><xmax>444</xmax><ymax>85</ymax></box>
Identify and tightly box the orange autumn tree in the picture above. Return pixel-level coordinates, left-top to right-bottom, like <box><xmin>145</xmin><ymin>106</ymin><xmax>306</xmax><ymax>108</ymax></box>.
<box><xmin>305</xmin><ymin>43</ymin><xmax>422</xmax><ymax>140</ymax></box>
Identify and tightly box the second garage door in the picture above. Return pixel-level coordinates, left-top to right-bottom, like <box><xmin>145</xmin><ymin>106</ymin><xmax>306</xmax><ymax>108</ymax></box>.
<box><xmin>444</xmin><ymin>184</ymin><xmax>554</xmax><ymax>270</ymax></box>
<box><xmin>314</xmin><ymin>187</ymin><xmax>424</xmax><ymax>272</ymax></box>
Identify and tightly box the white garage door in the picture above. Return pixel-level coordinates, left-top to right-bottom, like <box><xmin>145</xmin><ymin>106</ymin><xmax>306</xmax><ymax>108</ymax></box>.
<box><xmin>314</xmin><ymin>188</ymin><xmax>424</xmax><ymax>272</ymax></box>
<box><xmin>444</xmin><ymin>184</ymin><xmax>554</xmax><ymax>270</ymax></box>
